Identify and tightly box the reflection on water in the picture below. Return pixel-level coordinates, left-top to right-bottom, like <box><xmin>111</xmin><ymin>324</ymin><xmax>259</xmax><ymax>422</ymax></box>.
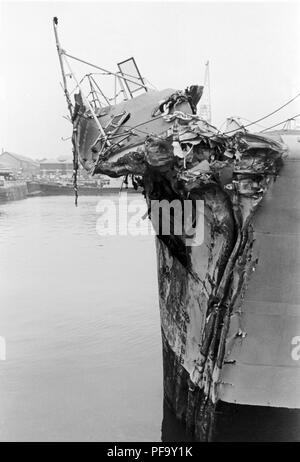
<box><xmin>0</xmin><ymin>195</ymin><xmax>299</xmax><ymax>441</ymax></box>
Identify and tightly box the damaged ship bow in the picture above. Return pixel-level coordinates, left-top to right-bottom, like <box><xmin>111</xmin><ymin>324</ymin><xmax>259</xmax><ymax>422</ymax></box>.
<box><xmin>54</xmin><ymin>18</ymin><xmax>300</xmax><ymax>440</ymax></box>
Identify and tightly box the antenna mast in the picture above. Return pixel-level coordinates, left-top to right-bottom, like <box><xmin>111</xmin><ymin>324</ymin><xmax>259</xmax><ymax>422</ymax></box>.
<box><xmin>53</xmin><ymin>17</ymin><xmax>73</xmax><ymax>118</ymax></box>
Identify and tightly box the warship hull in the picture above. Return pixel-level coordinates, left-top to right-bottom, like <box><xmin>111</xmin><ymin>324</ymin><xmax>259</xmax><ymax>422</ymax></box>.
<box><xmin>157</xmin><ymin>153</ymin><xmax>300</xmax><ymax>440</ymax></box>
<box><xmin>52</xmin><ymin>22</ymin><xmax>300</xmax><ymax>438</ymax></box>
<box><xmin>71</xmin><ymin>87</ymin><xmax>300</xmax><ymax>438</ymax></box>
<box><xmin>72</xmin><ymin>90</ymin><xmax>300</xmax><ymax>439</ymax></box>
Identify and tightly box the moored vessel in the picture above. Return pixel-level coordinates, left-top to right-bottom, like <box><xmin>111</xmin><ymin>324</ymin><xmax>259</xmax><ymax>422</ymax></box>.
<box><xmin>26</xmin><ymin>178</ymin><xmax>139</xmax><ymax>196</ymax></box>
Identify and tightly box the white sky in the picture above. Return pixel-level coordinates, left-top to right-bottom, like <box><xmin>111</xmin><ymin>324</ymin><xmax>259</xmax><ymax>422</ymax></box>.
<box><xmin>0</xmin><ymin>0</ymin><xmax>300</xmax><ymax>159</ymax></box>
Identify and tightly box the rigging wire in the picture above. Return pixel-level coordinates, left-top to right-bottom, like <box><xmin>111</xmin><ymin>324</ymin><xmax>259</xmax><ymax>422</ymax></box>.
<box><xmin>63</xmin><ymin>52</ymin><xmax>149</xmax><ymax>91</ymax></box>
<box><xmin>236</xmin><ymin>117</ymin><xmax>268</xmax><ymax>130</ymax></box>
<box><xmin>222</xmin><ymin>92</ymin><xmax>300</xmax><ymax>135</ymax></box>
<box><xmin>259</xmin><ymin>114</ymin><xmax>300</xmax><ymax>133</ymax></box>
<box><xmin>217</xmin><ymin>120</ymin><xmax>227</xmax><ymax>133</ymax></box>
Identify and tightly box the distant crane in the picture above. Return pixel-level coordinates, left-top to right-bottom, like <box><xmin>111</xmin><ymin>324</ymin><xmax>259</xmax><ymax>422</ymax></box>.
<box><xmin>198</xmin><ymin>61</ymin><xmax>211</xmax><ymax>124</ymax></box>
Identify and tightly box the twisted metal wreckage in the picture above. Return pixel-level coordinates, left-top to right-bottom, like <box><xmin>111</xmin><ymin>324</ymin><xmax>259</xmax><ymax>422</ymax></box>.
<box><xmin>54</xmin><ymin>18</ymin><xmax>300</xmax><ymax>440</ymax></box>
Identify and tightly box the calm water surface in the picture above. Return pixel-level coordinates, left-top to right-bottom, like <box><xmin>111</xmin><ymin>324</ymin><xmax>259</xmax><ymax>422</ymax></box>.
<box><xmin>0</xmin><ymin>195</ymin><xmax>299</xmax><ymax>442</ymax></box>
<box><xmin>0</xmin><ymin>195</ymin><xmax>162</xmax><ymax>442</ymax></box>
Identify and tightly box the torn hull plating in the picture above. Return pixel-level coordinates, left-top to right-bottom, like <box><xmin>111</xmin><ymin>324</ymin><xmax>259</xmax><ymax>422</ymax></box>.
<box><xmin>70</xmin><ymin>84</ymin><xmax>300</xmax><ymax>440</ymax></box>
<box><xmin>218</xmin><ymin>154</ymin><xmax>300</xmax><ymax>409</ymax></box>
<box><xmin>156</xmin><ymin>154</ymin><xmax>300</xmax><ymax>436</ymax></box>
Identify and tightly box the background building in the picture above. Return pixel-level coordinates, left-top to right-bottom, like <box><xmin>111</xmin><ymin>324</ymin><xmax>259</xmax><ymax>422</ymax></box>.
<box><xmin>0</xmin><ymin>151</ymin><xmax>40</xmax><ymax>177</ymax></box>
<box><xmin>39</xmin><ymin>157</ymin><xmax>73</xmax><ymax>177</ymax></box>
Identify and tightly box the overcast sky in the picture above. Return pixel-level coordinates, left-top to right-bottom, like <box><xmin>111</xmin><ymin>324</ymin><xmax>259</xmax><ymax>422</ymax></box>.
<box><xmin>0</xmin><ymin>0</ymin><xmax>299</xmax><ymax>159</ymax></box>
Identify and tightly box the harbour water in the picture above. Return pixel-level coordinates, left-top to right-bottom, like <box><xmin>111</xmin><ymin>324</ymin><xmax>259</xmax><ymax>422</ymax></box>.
<box><xmin>0</xmin><ymin>195</ymin><xmax>299</xmax><ymax>441</ymax></box>
<box><xmin>0</xmin><ymin>194</ymin><xmax>162</xmax><ymax>442</ymax></box>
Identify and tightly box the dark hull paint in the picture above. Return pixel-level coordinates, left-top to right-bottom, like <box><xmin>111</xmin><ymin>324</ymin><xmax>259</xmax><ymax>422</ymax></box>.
<box><xmin>162</xmin><ymin>386</ymin><xmax>300</xmax><ymax>442</ymax></box>
<box><xmin>162</xmin><ymin>330</ymin><xmax>216</xmax><ymax>441</ymax></box>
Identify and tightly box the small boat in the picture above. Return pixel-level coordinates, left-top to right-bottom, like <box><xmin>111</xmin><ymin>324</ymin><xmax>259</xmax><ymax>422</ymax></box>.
<box><xmin>53</xmin><ymin>17</ymin><xmax>300</xmax><ymax>440</ymax></box>
<box><xmin>26</xmin><ymin>178</ymin><xmax>138</xmax><ymax>196</ymax></box>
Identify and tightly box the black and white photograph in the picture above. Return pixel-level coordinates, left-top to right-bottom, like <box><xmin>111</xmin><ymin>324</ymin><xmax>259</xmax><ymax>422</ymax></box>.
<box><xmin>0</xmin><ymin>0</ymin><xmax>299</xmax><ymax>446</ymax></box>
